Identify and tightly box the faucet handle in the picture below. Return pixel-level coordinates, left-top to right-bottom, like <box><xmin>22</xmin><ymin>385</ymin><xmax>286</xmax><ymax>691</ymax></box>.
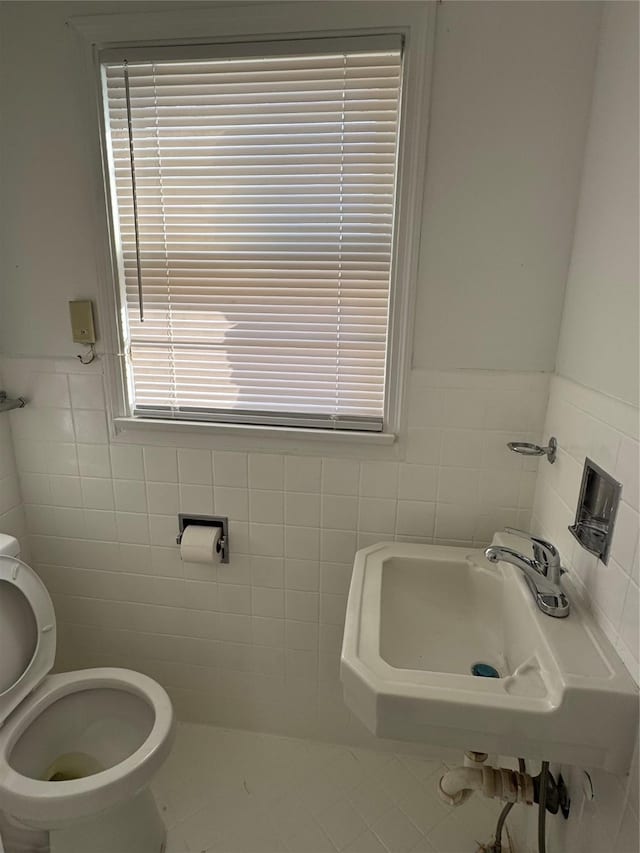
<box><xmin>503</xmin><ymin>528</ymin><xmax>560</xmax><ymax>569</ymax></box>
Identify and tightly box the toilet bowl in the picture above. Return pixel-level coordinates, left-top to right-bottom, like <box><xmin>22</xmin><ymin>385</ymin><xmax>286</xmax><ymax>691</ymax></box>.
<box><xmin>0</xmin><ymin>534</ymin><xmax>175</xmax><ymax>853</ymax></box>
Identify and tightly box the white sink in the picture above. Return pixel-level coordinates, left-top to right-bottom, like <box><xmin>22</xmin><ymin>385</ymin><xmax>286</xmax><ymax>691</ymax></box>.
<box><xmin>341</xmin><ymin>533</ymin><xmax>638</xmax><ymax>774</ymax></box>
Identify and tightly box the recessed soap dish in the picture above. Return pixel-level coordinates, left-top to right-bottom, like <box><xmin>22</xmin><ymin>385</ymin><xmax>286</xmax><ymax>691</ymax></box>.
<box><xmin>569</xmin><ymin>458</ymin><xmax>621</xmax><ymax>564</ymax></box>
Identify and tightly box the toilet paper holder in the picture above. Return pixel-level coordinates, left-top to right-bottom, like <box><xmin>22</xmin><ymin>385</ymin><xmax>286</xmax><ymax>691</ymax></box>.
<box><xmin>176</xmin><ymin>514</ymin><xmax>229</xmax><ymax>563</ymax></box>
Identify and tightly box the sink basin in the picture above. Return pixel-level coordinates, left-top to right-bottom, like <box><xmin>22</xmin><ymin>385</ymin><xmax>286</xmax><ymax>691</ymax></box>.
<box><xmin>341</xmin><ymin>534</ymin><xmax>638</xmax><ymax>773</ymax></box>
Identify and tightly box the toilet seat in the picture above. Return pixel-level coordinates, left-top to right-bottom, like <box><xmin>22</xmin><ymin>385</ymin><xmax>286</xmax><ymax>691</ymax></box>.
<box><xmin>0</xmin><ymin>668</ymin><xmax>174</xmax><ymax>827</ymax></box>
<box><xmin>0</xmin><ymin>556</ymin><xmax>56</xmax><ymax>726</ymax></box>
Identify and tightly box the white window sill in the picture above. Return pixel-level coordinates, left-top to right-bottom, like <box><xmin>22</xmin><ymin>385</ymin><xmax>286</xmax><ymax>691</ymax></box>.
<box><xmin>113</xmin><ymin>416</ymin><xmax>397</xmax><ymax>445</ymax></box>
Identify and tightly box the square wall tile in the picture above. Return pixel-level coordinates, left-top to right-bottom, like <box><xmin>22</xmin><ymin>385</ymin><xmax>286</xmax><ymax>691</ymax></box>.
<box><xmin>396</xmin><ymin>501</ymin><xmax>435</xmax><ymax>538</ymax></box>
<box><xmin>73</xmin><ymin>410</ymin><xmax>108</xmax><ymax>444</ymax></box>
<box><xmin>218</xmin><ymin>583</ymin><xmax>251</xmax><ymax>614</ymax></box>
<box><xmin>360</xmin><ymin>462</ymin><xmax>398</xmax><ymax>498</ymax></box>
<box><xmin>508</xmin><ymin>462</ymin><xmax>541</xmax><ymax>507</ymax></box>
<box><xmin>147</xmin><ymin>482</ymin><xmax>180</xmax><ymax>515</ymax></box>
<box><xmin>50</xmin><ymin>475</ymin><xmax>82</xmax><ymax>508</ymax></box>
<box><xmin>611</xmin><ymin>501</ymin><xmax>639</xmax><ymax>576</ymax></box>
<box><xmin>398</xmin><ymin>464</ymin><xmax>438</xmax><ymax>502</ymax></box>
<box><xmin>285</xmin><ymin>492</ymin><xmax>321</xmax><ymax>528</ymax></box>
<box><xmin>213</xmin><ymin>451</ymin><xmax>247</xmax><ymax>487</ymax></box>
<box><xmin>435</xmin><ymin>503</ymin><xmax>477</xmax><ymax>542</ymax></box>
<box><xmin>617</xmin><ymin>437</ymin><xmax>639</xmax><ymax>511</ymax></box>
<box><xmin>47</xmin><ymin>443</ymin><xmax>78</xmax><ymax>475</ymax></box>
<box><xmin>322</xmin><ymin>459</ymin><xmax>360</xmax><ymax>495</ymax></box>
<box><xmin>144</xmin><ymin>447</ymin><xmax>178</xmax><ymax>483</ymax></box>
<box><xmin>320</xmin><ymin>562</ymin><xmax>352</xmax><ymax>595</ymax></box>
<box><xmin>249</xmin><ymin>453</ymin><xmax>284</xmax><ymax>490</ymax></box>
<box><xmin>19</xmin><ymin>473</ymin><xmax>52</xmax><ymax>505</ymax></box>
<box><xmin>252</xmin><ymin>616</ymin><xmax>285</xmax><ymax>647</ymax></box>
<box><xmin>81</xmin><ymin>478</ymin><xmax>114</xmax><ymax>510</ymax></box>
<box><xmin>114</xmin><ymin>480</ymin><xmax>147</xmax><ymax>513</ymax></box>
<box><xmin>320</xmin><ymin>593</ymin><xmax>347</xmax><ymax>626</ymax></box>
<box><xmin>406</xmin><ymin>428</ymin><xmax>442</xmax><ymax>465</ymax></box>
<box><xmin>286</xmin><ymin>590</ymin><xmax>319</xmax><ymax>622</ymax></box>
<box><xmin>285</xmin><ymin>456</ymin><xmax>322</xmax><ymax>492</ymax></box>
<box><xmin>440</xmin><ymin>429</ymin><xmax>484</xmax><ymax>468</ymax></box>
<box><xmin>358</xmin><ymin>498</ymin><xmax>396</xmax><ymax>534</ymax></box>
<box><xmin>77</xmin><ymin>444</ymin><xmax>111</xmax><ymax>478</ymax></box>
<box><xmin>110</xmin><ymin>445</ymin><xmax>145</xmax><ymax>480</ymax></box>
<box><xmin>285</xmin><ymin>526</ymin><xmax>320</xmax><ymax>561</ymax></box>
<box><xmin>620</xmin><ymin>582</ymin><xmax>639</xmax><ymax>659</ymax></box>
<box><xmin>285</xmin><ymin>559</ymin><xmax>319</xmax><ymax>591</ymax></box>
<box><xmin>285</xmin><ymin>619</ymin><xmax>318</xmax><ymax>650</ymax></box>
<box><xmin>438</xmin><ymin>468</ymin><xmax>479</xmax><ymax>505</ymax></box>
<box><xmin>321</xmin><ymin>529</ymin><xmax>357</xmax><ymax>564</ymax></box>
<box><xmin>322</xmin><ymin>495</ymin><xmax>358</xmax><ymax>531</ymax></box>
<box><xmin>83</xmin><ymin>509</ymin><xmax>117</xmax><ymax>541</ymax></box>
<box><xmin>252</xmin><ymin>586</ymin><xmax>284</xmax><ymax>618</ymax></box>
<box><xmin>250</xmin><ymin>523</ymin><xmax>283</xmax><ymax>557</ymax></box>
<box><xmin>250</xmin><ymin>489</ymin><xmax>284</xmax><ymax>524</ymax></box>
<box><xmin>13</xmin><ymin>441</ymin><xmax>53</xmax><ymax>474</ymax></box>
<box><xmin>117</xmin><ymin>512</ymin><xmax>150</xmax><ymax>545</ymax></box>
<box><xmin>69</xmin><ymin>374</ymin><xmax>105</xmax><ymax>410</ymax></box>
<box><xmin>30</xmin><ymin>372</ymin><xmax>70</xmax><ymax>408</ymax></box>
<box><xmin>178</xmin><ymin>449</ymin><xmax>212</xmax><ymax>485</ymax></box>
<box><xmin>179</xmin><ymin>484</ymin><xmax>214</xmax><ymax>515</ymax></box>
<box><xmin>214</xmin><ymin>486</ymin><xmax>248</xmax><ymax>520</ymax></box>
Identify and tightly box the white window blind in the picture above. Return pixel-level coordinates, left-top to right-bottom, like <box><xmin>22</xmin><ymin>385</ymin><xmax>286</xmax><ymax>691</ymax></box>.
<box><xmin>102</xmin><ymin>39</ymin><xmax>403</xmax><ymax>431</ymax></box>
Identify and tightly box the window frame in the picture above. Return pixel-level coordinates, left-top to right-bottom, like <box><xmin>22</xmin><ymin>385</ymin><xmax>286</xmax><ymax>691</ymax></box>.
<box><xmin>70</xmin><ymin>1</ymin><xmax>436</xmax><ymax>445</ymax></box>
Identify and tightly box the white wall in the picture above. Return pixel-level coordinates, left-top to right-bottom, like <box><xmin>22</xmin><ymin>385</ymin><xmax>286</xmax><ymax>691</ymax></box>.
<box><xmin>525</xmin><ymin>5</ymin><xmax>639</xmax><ymax>852</ymax></box>
<box><xmin>0</xmin><ymin>0</ymin><xmax>601</xmax><ymax>371</ymax></box>
<box><xmin>556</xmin><ymin>1</ymin><xmax>640</xmax><ymax>407</ymax></box>
<box><xmin>413</xmin><ymin>0</ymin><xmax>601</xmax><ymax>372</ymax></box>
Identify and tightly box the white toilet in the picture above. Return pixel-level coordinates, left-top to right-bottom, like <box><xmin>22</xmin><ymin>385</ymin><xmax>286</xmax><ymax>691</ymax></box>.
<box><xmin>0</xmin><ymin>534</ymin><xmax>175</xmax><ymax>853</ymax></box>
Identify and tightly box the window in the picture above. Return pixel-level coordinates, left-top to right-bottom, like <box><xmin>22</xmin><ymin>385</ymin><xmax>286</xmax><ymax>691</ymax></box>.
<box><xmin>101</xmin><ymin>37</ymin><xmax>403</xmax><ymax>432</ymax></box>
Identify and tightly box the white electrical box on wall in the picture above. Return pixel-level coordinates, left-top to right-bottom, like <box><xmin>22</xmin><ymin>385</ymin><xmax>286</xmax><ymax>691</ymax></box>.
<box><xmin>69</xmin><ymin>300</ymin><xmax>96</xmax><ymax>344</ymax></box>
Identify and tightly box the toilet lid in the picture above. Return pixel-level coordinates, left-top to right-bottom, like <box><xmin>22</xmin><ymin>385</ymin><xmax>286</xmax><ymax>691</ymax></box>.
<box><xmin>0</xmin><ymin>557</ymin><xmax>56</xmax><ymax>726</ymax></box>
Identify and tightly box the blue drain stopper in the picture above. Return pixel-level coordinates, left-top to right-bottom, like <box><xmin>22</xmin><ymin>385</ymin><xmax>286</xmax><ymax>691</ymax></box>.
<box><xmin>471</xmin><ymin>662</ymin><xmax>500</xmax><ymax>678</ymax></box>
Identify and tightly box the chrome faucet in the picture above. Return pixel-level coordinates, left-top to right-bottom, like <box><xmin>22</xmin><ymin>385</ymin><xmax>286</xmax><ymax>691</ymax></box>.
<box><xmin>485</xmin><ymin>528</ymin><xmax>570</xmax><ymax>618</ymax></box>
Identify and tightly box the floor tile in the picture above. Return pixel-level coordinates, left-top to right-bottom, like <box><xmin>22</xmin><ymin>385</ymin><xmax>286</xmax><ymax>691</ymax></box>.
<box><xmin>427</xmin><ymin>809</ymin><xmax>493</xmax><ymax>853</ymax></box>
<box><xmin>370</xmin><ymin>806</ymin><xmax>424</xmax><ymax>853</ymax></box>
<box><xmin>397</xmin><ymin>781</ymin><xmax>452</xmax><ymax>836</ymax></box>
<box><xmin>348</xmin><ymin>777</ymin><xmax>395</xmax><ymax>825</ymax></box>
<box><xmin>284</xmin><ymin>822</ymin><xmax>337</xmax><ymax>853</ymax></box>
<box><xmin>154</xmin><ymin>722</ymin><xmax>506</xmax><ymax>853</ymax></box>
<box><xmin>396</xmin><ymin>755</ymin><xmax>444</xmax><ymax>784</ymax></box>
<box><xmin>344</xmin><ymin>828</ymin><xmax>389</xmax><ymax>853</ymax></box>
<box><xmin>317</xmin><ymin>799</ymin><xmax>368</xmax><ymax>850</ymax></box>
<box><xmin>375</xmin><ymin>757</ymin><xmax>423</xmax><ymax>803</ymax></box>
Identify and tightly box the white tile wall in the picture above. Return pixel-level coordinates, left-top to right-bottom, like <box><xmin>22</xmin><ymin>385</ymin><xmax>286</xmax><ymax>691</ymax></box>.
<box><xmin>532</xmin><ymin>374</ymin><xmax>639</xmax><ymax>683</ymax></box>
<box><xmin>0</xmin><ymin>355</ymin><xmax>549</xmax><ymax>742</ymax></box>
<box><xmin>516</xmin><ymin>373</ymin><xmax>640</xmax><ymax>853</ymax></box>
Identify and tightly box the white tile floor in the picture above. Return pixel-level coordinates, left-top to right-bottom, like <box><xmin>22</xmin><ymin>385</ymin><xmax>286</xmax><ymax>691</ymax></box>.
<box><xmin>154</xmin><ymin>724</ymin><xmax>507</xmax><ymax>853</ymax></box>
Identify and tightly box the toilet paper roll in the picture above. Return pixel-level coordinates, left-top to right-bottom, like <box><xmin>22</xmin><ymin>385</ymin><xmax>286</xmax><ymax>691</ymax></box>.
<box><xmin>179</xmin><ymin>525</ymin><xmax>222</xmax><ymax>564</ymax></box>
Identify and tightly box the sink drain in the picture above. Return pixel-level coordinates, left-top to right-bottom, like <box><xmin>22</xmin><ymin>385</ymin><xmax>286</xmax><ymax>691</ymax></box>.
<box><xmin>471</xmin><ymin>662</ymin><xmax>500</xmax><ymax>678</ymax></box>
